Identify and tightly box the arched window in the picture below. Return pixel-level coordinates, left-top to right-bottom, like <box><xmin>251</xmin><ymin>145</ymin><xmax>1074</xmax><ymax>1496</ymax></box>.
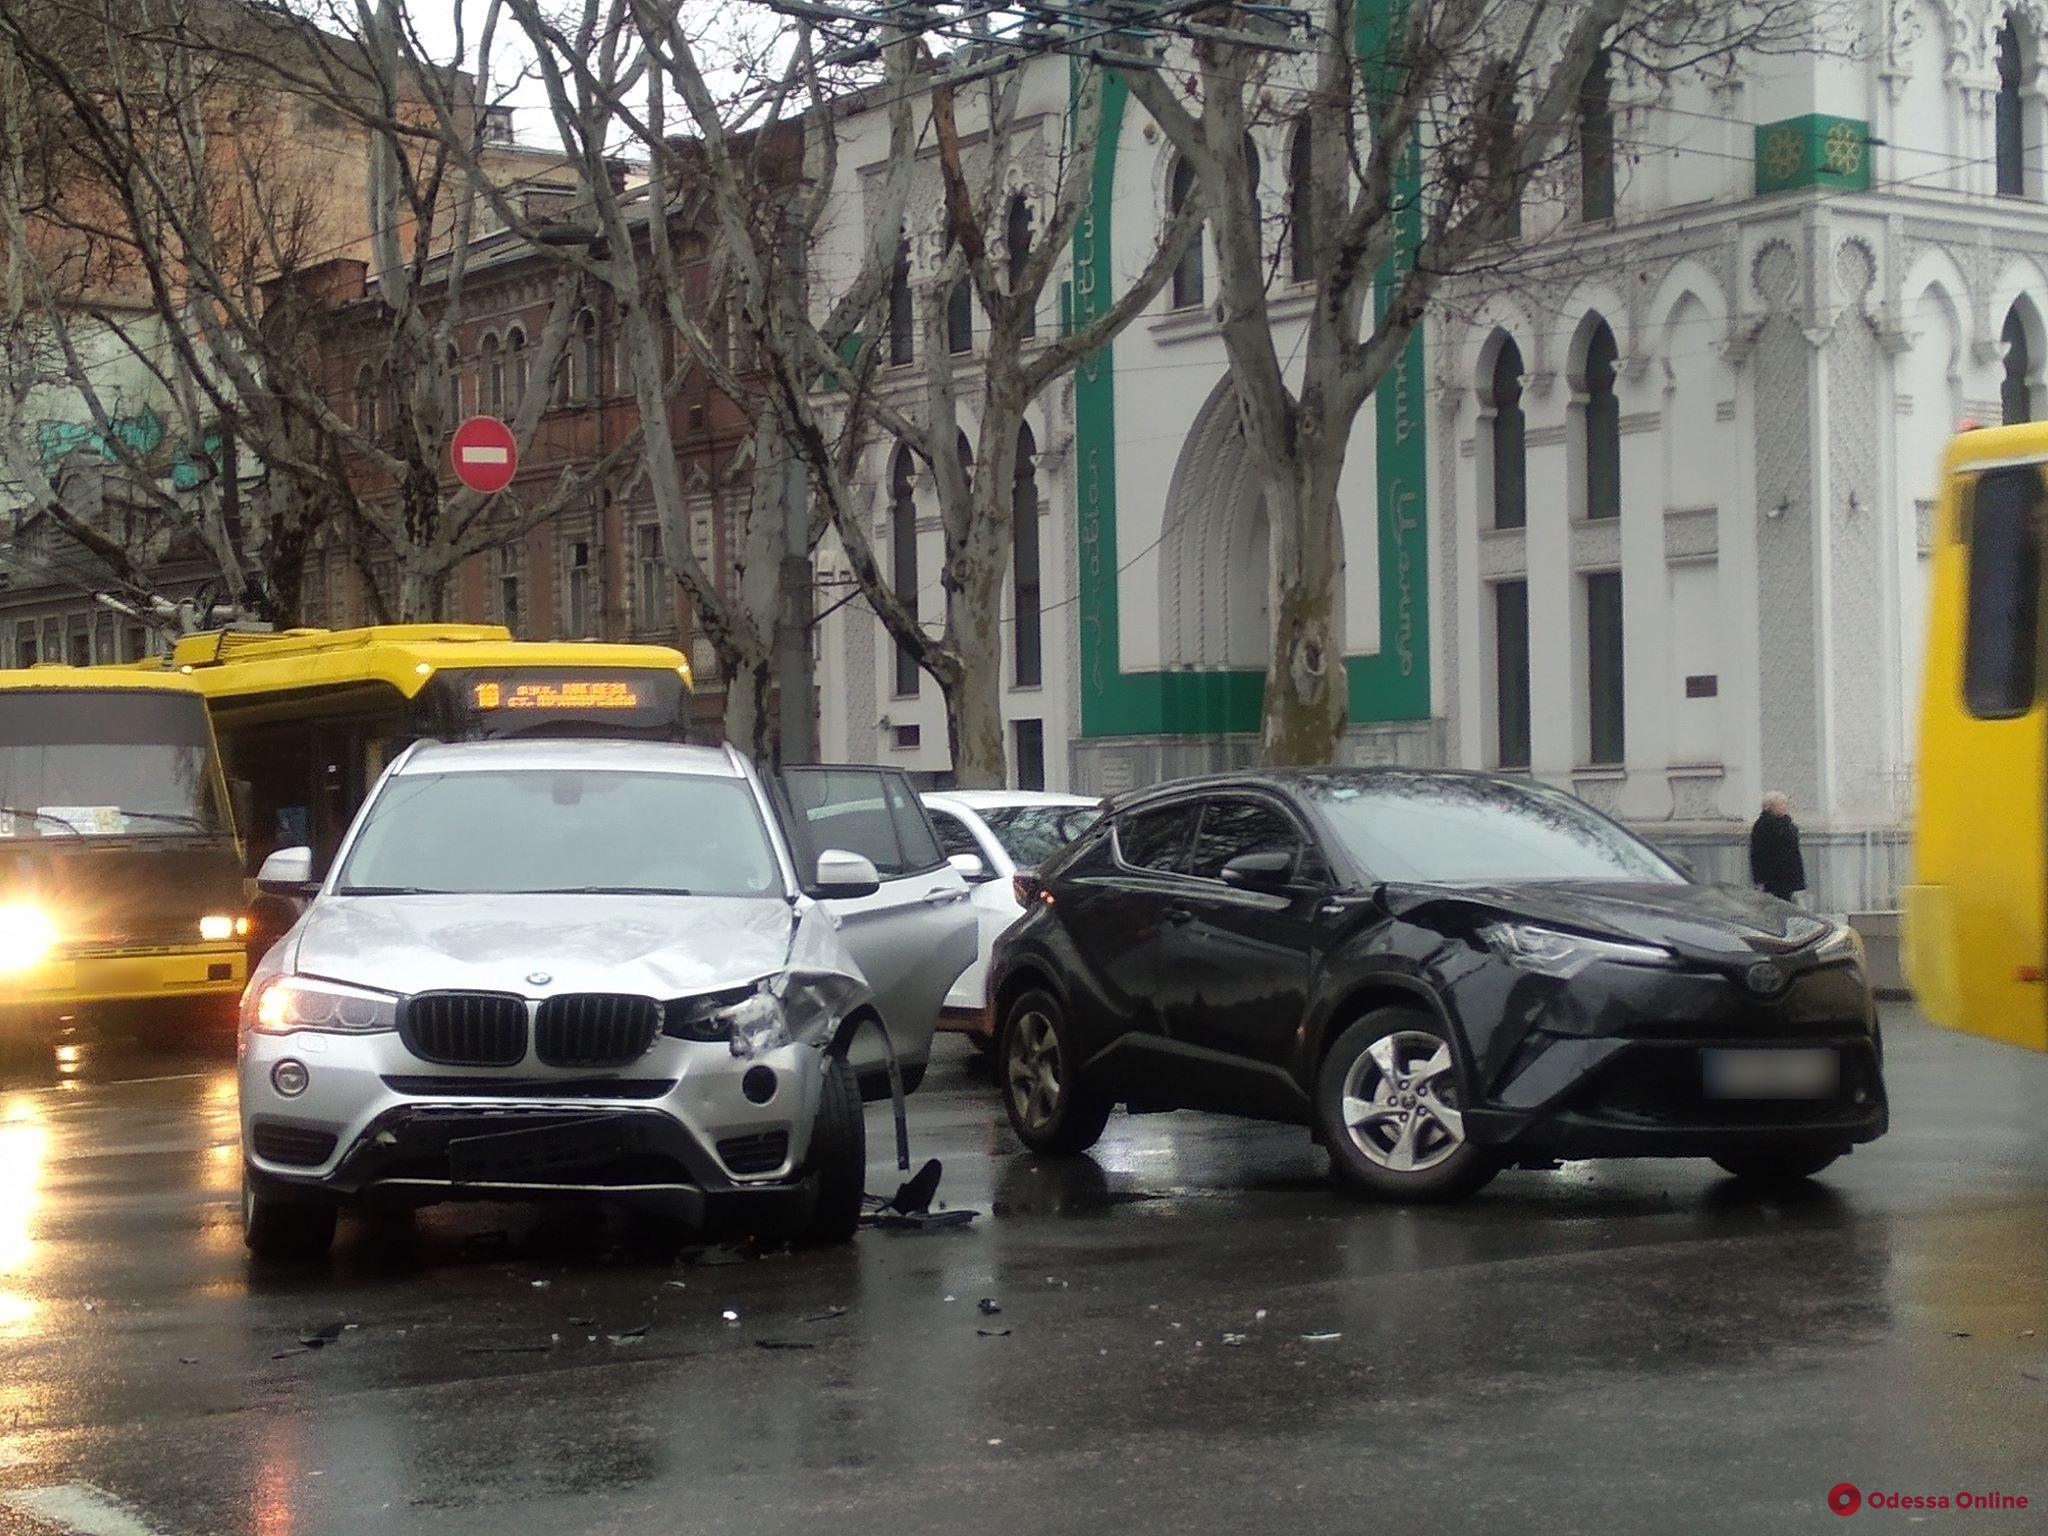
<box><xmin>1288</xmin><ymin>115</ymin><xmax>1313</xmax><ymax>281</ymax></box>
<box><xmin>889</xmin><ymin>236</ymin><xmax>914</xmax><ymax>365</ymax></box>
<box><xmin>1489</xmin><ymin>337</ymin><xmax>1526</xmax><ymax>530</ymax></box>
<box><xmin>507</xmin><ymin>326</ymin><xmax>529</xmax><ymax>408</ymax></box>
<box><xmin>445</xmin><ymin>346</ymin><xmax>463</xmax><ymax>424</ymax></box>
<box><xmin>947</xmin><ymin>272</ymin><xmax>973</xmax><ymax>354</ymax></box>
<box><xmin>2004</xmin><ymin>304</ymin><xmax>2035</xmax><ymax>423</ymax></box>
<box><xmin>354</xmin><ymin>365</ymin><xmax>377</xmax><ymax>438</ymax></box>
<box><xmin>1580</xmin><ymin>50</ymin><xmax>1615</xmax><ymax>221</ymax></box>
<box><xmin>481</xmin><ymin>333</ymin><xmax>503</xmax><ymax>413</ymax></box>
<box><xmin>1006</xmin><ymin>194</ymin><xmax>1035</xmax><ymax>338</ymax></box>
<box><xmin>1999</xmin><ymin>16</ymin><xmax>2027</xmax><ymax>197</ymax></box>
<box><xmin>1014</xmin><ymin>422</ymin><xmax>1041</xmax><ymax>686</ymax></box>
<box><xmin>1170</xmin><ymin>156</ymin><xmax>1202</xmax><ymax>309</ymax></box>
<box><xmin>579</xmin><ymin>309</ymin><xmax>601</xmax><ymax>399</ymax></box>
<box><xmin>891</xmin><ymin>447</ymin><xmax>919</xmax><ymax>695</ymax></box>
<box><xmin>1582</xmin><ymin>319</ymin><xmax>1621</xmax><ymax>521</ymax></box>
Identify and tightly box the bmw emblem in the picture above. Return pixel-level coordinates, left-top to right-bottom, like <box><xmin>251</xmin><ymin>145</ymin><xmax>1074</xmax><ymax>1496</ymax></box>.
<box><xmin>1745</xmin><ymin>961</ymin><xmax>1787</xmax><ymax>996</ymax></box>
<box><xmin>526</xmin><ymin>971</ymin><xmax>553</xmax><ymax>988</ymax></box>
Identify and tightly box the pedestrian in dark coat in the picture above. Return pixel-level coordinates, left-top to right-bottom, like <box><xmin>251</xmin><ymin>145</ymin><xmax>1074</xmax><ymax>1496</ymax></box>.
<box><xmin>1749</xmin><ymin>791</ymin><xmax>1807</xmax><ymax>902</ymax></box>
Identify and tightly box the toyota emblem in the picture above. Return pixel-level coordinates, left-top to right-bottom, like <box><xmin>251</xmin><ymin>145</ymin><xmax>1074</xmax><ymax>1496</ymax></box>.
<box><xmin>1745</xmin><ymin>961</ymin><xmax>1787</xmax><ymax>996</ymax></box>
<box><xmin>526</xmin><ymin>971</ymin><xmax>553</xmax><ymax>988</ymax></box>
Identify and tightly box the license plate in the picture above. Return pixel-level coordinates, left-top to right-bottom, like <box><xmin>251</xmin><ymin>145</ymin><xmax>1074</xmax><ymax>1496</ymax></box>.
<box><xmin>1702</xmin><ymin>1048</ymin><xmax>1839</xmax><ymax>1099</ymax></box>
<box><xmin>448</xmin><ymin>1117</ymin><xmax>628</xmax><ymax>1182</ymax></box>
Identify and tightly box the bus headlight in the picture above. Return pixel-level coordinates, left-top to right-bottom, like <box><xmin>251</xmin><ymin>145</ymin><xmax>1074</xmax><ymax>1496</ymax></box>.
<box><xmin>199</xmin><ymin>914</ymin><xmax>249</xmax><ymax>943</ymax></box>
<box><xmin>249</xmin><ymin>976</ymin><xmax>399</xmax><ymax>1035</ymax></box>
<box><xmin>0</xmin><ymin>905</ymin><xmax>58</xmax><ymax>973</ymax></box>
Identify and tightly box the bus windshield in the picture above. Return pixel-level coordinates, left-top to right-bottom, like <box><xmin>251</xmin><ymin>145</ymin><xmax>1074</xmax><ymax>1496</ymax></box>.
<box><xmin>0</xmin><ymin>691</ymin><xmax>229</xmax><ymax>840</ymax></box>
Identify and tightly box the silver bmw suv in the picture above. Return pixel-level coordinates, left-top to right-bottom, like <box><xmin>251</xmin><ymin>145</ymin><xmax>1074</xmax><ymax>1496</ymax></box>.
<box><xmin>237</xmin><ymin>738</ymin><xmax>974</xmax><ymax>1259</ymax></box>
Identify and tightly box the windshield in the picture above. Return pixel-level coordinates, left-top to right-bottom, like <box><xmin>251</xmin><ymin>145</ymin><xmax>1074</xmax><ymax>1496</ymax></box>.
<box><xmin>980</xmin><ymin>805</ymin><xmax>1100</xmax><ymax>869</ymax></box>
<box><xmin>1301</xmin><ymin>774</ymin><xmax>1681</xmax><ymax>885</ymax></box>
<box><xmin>0</xmin><ymin>690</ymin><xmax>229</xmax><ymax>840</ymax></box>
<box><xmin>337</xmin><ymin>769</ymin><xmax>781</xmax><ymax>897</ymax></box>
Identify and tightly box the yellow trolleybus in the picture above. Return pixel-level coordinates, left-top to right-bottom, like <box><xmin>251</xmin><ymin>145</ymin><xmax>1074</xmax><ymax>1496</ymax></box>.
<box><xmin>159</xmin><ymin>624</ymin><xmax>695</xmax><ymax>876</ymax></box>
<box><xmin>1904</xmin><ymin>422</ymin><xmax>2047</xmax><ymax>1051</ymax></box>
<box><xmin>0</xmin><ymin>666</ymin><xmax>248</xmax><ymax>1051</ymax></box>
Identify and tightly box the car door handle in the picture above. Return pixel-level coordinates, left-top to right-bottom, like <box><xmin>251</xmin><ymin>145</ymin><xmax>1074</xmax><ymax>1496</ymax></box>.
<box><xmin>923</xmin><ymin>886</ymin><xmax>965</xmax><ymax>905</ymax></box>
<box><xmin>1164</xmin><ymin>906</ymin><xmax>1194</xmax><ymax>926</ymax></box>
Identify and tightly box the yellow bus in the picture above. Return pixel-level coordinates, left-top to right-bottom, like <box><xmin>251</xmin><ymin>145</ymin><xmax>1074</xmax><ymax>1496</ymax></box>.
<box><xmin>1903</xmin><ymin>423</ymin><xmax>2047</xmax><ymax>1052</ymax></box>
<box><xmin>0</xmin><ymin>667</ymin><xmax>248</xmax><ymax>1053</ymax></box>
<box><xmin>156</xmin><ymin>624</ymin><xmax>696</xmax><ymax>878</ymax></box>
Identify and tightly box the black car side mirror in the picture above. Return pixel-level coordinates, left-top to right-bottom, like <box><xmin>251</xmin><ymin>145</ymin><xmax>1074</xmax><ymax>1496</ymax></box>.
<box><xmin>1221</xmin><ymin>851</ymin><xmax>1296</xmax><ymax>892</ymax></box>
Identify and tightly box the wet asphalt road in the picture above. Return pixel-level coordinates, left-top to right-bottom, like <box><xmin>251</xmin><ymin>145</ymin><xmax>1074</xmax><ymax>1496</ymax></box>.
<box><xmin>0</xmin><ymin>1007</ymin><xmax>2045</xmax><ymax>1536</ymax></box>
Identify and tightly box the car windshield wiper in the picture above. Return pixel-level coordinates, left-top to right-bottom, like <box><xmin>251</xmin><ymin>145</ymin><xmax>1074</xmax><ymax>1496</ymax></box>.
<box><xmin>337</xmin><ymin>885</ymin><xmax>453</xmax><ymax>896</ymax></box>
<box><xmin>516</xmin><ymin>885</ymin><xmax>695</xmax><ymax>896</ymax></box>
<box><xmin>116</xmin><ymin>810</ymin><xmax>214</xmax><ymax>832</ymax></box>
<box><xmin>0</xmin><ymin>805</ymin><xmax>81</xmax><ymax>835</ymax></box>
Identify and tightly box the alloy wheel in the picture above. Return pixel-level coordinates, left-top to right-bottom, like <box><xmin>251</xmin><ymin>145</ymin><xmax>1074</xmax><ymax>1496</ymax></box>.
<box><xmin>1339</xmin><ymin>1030</ymin><xmax>1466</xmax><ymax>1174</ymax></box>
<box><xmin>1006</xmin><ymin>1010</ymin><xmax>1063</xmax><ymax>1133</ymax></box>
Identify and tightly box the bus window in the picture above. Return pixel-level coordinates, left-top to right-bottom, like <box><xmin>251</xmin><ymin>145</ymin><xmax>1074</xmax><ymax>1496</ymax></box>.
<box><xmin>1963</xmin><ymin>465</ymin><xmax>2045</xmax><ymax>719</ymax></box>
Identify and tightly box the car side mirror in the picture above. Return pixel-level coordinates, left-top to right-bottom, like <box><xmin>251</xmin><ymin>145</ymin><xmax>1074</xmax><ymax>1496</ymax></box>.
<box><xmin>1220</xmin><ymin>850</ymin><xmax>1296</xmax><ymax>892</ymax></box>
<box><xmin>948</xmin><ymin>852</ymin><xmax>991</xmax><ymax>882</ymax></box>
<box><xmin>257</xmin><ymin>845</ymin><xmax>318</xmax><ymax>898</ymax></box>
<box><xmin>814</xmin><ymin>848</ymin><xmax>882</xmax><ymax>900</ymax></box>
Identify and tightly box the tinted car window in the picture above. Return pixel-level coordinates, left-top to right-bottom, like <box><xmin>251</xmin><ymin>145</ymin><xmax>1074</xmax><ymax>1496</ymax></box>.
<box><xmin>1301</xmin><ymin>773</ymin><xmax>1680</xmax><ymax>884</ymax></box>
<box><xmin>928</xmin><ymin>809</ymin><xmax>984</xmax><ymax>864</ymax></box>
<box><xmin>980</xmin><ymin>805</ymin><xmax>1099</xmax><ymax>869</ymax></box>
<box><xmin>1117</xmin><ymin>802</ymin><xmax>1201</xmax><ymax>873</ymax></box>
<box><xmin>883</xmin><ymin>775</ymin><xmax>945</xmax><ymax>871</ymax></box>
<box><xmin>1187</xmin><ymin>798</ymin><xmax>1303</xmax><ymax>881</ymax></box>
<box><xmin>782</xmin><ymin>768</ymin><xmax>943</xmax><ymax>878</ymax></box>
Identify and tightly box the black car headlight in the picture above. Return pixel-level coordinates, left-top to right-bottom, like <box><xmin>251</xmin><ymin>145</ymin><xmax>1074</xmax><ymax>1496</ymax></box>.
<box><xmin>1482</xmin><ymin>922</ymin><xmax>1674</xmax><ymax>979</ymax></box>
<box><xmin>1810</xmin><ymin>923</ymin><xmax>1865</xmax><ymax>966</ymax></box>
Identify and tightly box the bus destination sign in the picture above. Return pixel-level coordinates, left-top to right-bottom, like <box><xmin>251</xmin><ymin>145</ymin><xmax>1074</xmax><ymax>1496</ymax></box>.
<box><xmin>470</xmin><ymin>678</ymin><xmax>644</xmax><ymax>712</ymax></box>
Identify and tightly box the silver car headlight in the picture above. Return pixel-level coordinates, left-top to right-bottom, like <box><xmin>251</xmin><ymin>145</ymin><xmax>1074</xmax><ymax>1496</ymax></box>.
<box><xmin>1811</xmin><ymin>923</ymin><xmax>1865</xmax><ymax>965</ymax></box>
<box><xmin>249</xmin><ymin>976</ymin><xmax>399</xmax><ymax>1035</ymax></box>
<box><xmin>719</xmin><ymin>990</ymin><xmax>791</xmax><ymax>1060</ymax></box>
<box><xmin>1482</xmin><ymin>922</ymin><xmax>1674</xmax><ymax>979</ymax></box>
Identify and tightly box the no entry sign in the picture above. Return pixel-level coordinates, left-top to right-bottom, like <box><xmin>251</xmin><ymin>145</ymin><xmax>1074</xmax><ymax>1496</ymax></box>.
<box><xmin>450</xmin><ymin>415</ymin><xmax>517</xmax><ymax>494</ymax></box>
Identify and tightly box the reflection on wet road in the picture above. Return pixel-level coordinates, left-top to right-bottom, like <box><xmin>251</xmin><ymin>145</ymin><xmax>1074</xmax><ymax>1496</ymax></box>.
<box><xmin>0</xmin><ymin>1008</ymin><xmax>2045</xmax><ymax>1535</ymax></box>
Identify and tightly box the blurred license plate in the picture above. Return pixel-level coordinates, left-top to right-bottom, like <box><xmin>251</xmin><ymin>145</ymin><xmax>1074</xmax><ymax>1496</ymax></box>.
<box><xmin>1702</xmin><ymin>1048</ymin><xmax>1839</xmax><ymax>1099</ymax></box>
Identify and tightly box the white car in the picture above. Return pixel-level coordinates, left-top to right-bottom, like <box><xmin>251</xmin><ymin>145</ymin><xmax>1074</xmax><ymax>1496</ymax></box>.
<box><xmin>920</xmin><ymin>790</ymin><xmax>1103</xmax><ymax>1044</ymax></box>
<box><xmin>237</xmin><ymin>740</ymin><xmax>974</xmax><ymax>1259</ymax></box>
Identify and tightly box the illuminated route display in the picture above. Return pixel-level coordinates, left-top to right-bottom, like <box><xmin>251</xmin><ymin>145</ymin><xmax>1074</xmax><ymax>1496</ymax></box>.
<box><xmin>470</xmin><ymin>679</ymin><xmax>644</xmax><ymax>712</ymax></box>
<box><xmin>432</xmin><ymin>669</ymin><xmax>688</xmax><ymax>740</ymax></box>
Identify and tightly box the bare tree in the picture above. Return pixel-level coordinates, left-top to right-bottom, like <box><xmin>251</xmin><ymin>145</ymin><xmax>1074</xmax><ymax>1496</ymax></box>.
<box><xmin>1114</xmin><ymin>0</ymin><xmax>1816</xmax><ymax>764</ymax></box>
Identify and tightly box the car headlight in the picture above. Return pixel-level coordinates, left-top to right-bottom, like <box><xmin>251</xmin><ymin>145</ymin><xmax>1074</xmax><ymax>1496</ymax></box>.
<box><xmin>719</xmin><ymin>990</ymin><xmax>792</xmax><ymax>1060</ymax></box>
<box><xmin>0</xmin><ymin>904</ymin><xmax>57</xmax><ymax>973</ymax></box>
<box><xmin>199</xmin><ymin>914</ymin><xmax>250</xmax><ymax>943</ymax></box>
<box><xmin>247</xmin><ymin>976</ymin><xmax>399</xmax><ymax>1035</ymax></box>
<box><xmin>1483</xmin><ymin>922</ymin><xmax>1674</xmax><ymax>979</ymax></box>
<box><xmin>1811</xmin><ymin>923</ymin><xmax>1865</xmax><ymax>965</ymax></box>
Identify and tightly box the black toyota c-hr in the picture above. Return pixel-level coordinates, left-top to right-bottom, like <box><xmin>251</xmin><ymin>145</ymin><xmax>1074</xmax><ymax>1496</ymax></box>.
<box><xmin>987</xmin><ymin>769</ymin><xmax>1887</xmax><ymax>1202</ymax></box>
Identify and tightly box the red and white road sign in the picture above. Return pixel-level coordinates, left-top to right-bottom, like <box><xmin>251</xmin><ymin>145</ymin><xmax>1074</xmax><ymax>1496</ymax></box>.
<box><xmin>450</xmin><ymin>415</ymin><xmax>517</xmax><ymax>494</ymax></box>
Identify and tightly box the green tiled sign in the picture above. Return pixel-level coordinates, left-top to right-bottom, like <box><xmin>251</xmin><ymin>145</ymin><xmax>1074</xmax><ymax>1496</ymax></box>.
<box><xmin>1754</xmin><ymin>115</ymin><xmax>1872</xmax><ymax>195</ymax></box>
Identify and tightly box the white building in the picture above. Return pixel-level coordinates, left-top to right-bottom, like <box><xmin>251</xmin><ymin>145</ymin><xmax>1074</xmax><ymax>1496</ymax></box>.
<box><xmin>813</xmin><ymin>2</ymin><xmax>2048</xmax><ymax>912</ymax></box>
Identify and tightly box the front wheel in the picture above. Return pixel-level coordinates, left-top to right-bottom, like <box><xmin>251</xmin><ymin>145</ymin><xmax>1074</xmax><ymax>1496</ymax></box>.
<box><xmin>1711</xmin><ymin>1148</ymin><xmax>1844</xmax><ymax>1185</ymax></box>
<box><xmin>242</xmin><ymin>1166</ymin><xmax>337</xmax><ymax>1261</ymax></box>
<box><xmin>999</xmin><ymin>989</ymin><xmax>1113</xmax><ymax>1155</ymax></box>
<box><xmin>799</xmin><ymin>1052</ymin><xmax>866</xmax><ymax>1246</ymax></box>
<box><xmin>1316</xmin><ymin>1010</ymin><xmax>1499</xmax><ymax>1203</ymax></box>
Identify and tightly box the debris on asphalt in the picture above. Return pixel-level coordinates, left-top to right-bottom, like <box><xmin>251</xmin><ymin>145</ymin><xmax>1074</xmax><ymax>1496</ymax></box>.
<box><xmin>1300</xmin><ymin>1332</ymin><xmax>1343</xmax><ymax>1343</ymax></box>
<box><xmin>530</xmin><ymin>1280</ymin><xmax>550</xmax><ymax>1290</ymax></box>
<box><xmin>866</xmin><ymin>1207</ymin><xmax>978</xmax><ymax>1231</ymax></box>
<box><xmin>1222</xmin><ymin>1334</ymin><xmax>1247</xmax><ymax>1347</ymax></box>
<box><xmin>978</xmin><ymin>1298</ymin><xmax>1002</xmax><ymax>1316</ymax></box>
<box><xmin>664</xmin><ymin>1281</ymin><xmax>688</xmax><ymax>1290</ymax></box>
<box><xmin>888</xmin><ymin>1157</ymin><xmax>944</xmax><ymax>1215</ymax></box>
<box><xmin>755</xmin><ymin>1339</ymin><xmax>816</xmax><ymax>1351</ymax></box>
<box><xmin>568</xmin><ymin>1316</ymin><xmax>593</xmax><ymax>1326</ymax></box>
<box><xmin>607</xmin><ymin>1325</ymin><xmax>648</xmax><ymax>1345</ymax></box>
<box><xmin>1045</xmin><ymin>1277</ymin><xmax>1069</xmax><ymax>1288</ymax></box>
<box><xmin>1254</xmin><ymin>1309</ymin><xmax>1268</xmax><ymax>1321</ymax></box>
<box><xmin>2022</xmin><ymin>1329</ymin><xmax>2039</xmax><ymax>1339</ymax></box>
<box><xmin>461</xmin><ymin>1341</ymin><xmax>552</xmax><ymax>1355</ymax></box>
<box><xmin>803</xmin><ymin>1306</ymin><xmax>849</xmax><ymax>1324</ymax></box>
<box><xmin>297</xmin><ymin>1321</ymin><xmax>347</xmax><ymax>1349</ymax></box>
<box><xmin>977</xmin><ymin>1328</ymin><xmax>1012</xmax><ymax>1338</ymax></box>
<box><xmin>178</xmin><ymin>1357</ymin><xmax>199</xmax><ymax>1366</ymax></box>
<box><xmin>1950</xmin><ymin>1331</ymin><xmax>1973</xmax><ymax>1338</ymax></box>
<box><xmin>721</xmin><ymin>1309</ymin><xmax>740</xmax><ymax>1323</ymax></box>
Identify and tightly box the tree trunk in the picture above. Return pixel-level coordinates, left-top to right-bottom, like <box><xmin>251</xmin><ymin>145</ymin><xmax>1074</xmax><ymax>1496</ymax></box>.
<box><xmin>1257</xmin><ymin>471</ymin><xmax>1346</xmax><ymax>766</ymax></box>
<box><xmin>941</xmin><ymin>483</ymin><xmax>1013</xmax><ymax>788</ymax></box>
<box><xmin>396</xmin><ymin>563</ymin><xmax>445</xmax><ymax>624</ymax></box>
<box><xmin>723</xmin><ymin>651</ymin><xmax>776</xmax><ymax>763</ymax></box>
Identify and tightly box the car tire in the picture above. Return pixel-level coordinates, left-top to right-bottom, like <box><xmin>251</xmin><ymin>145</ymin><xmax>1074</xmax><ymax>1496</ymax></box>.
<box><xmin>800</xmin><ymin>1052</ymin><xmax>866</xmax><ymax>1246</ymax></box>
<box><xmin>1316</xmin><ymin>1009</ymin><xmax>1499</xmax><ymax>1204</ymax></box>
<box><xmin>999</xmin><ymin>988</ymin><xmax>1112</xmax><ymax>1155</ymax></box>
<box><xmin>242</xmin><ymin>1166</ymin><xmax>337</xmax><ymax>1262</ymax></box>
<box><xmin>1711</xmin><ymin>1148</ymin><xmax>1845</xmax><ymax>1185</ymax></box>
